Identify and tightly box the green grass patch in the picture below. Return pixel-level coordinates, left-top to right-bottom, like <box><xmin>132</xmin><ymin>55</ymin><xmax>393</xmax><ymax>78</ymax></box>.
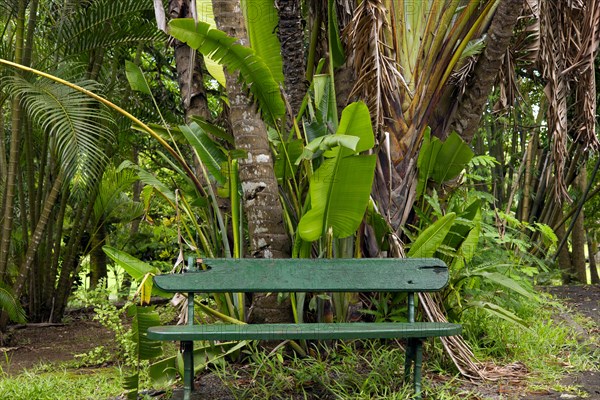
<box><xmin>0</xmin><ymin>366</ymin><xmax>122</xmax><ymax>400</ymax></box>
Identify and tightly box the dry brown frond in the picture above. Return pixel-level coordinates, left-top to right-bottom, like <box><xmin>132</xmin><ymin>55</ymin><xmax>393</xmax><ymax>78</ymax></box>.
<box><xmin>539</xmin><ymin>0</ymin><xmax>569</xmax><ymax>199</ymax></box>
<box><xmin>344</xmin><ymin>0</ymin><xmax>403</xmax><ymax>135</ymax></box>
<box><xmin>540</xmin><ymin>0</ymin><xmax>600</xmax><ymax>200</ymax></box>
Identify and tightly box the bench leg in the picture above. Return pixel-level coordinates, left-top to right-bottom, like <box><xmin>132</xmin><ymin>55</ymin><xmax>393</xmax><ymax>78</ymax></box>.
<box><xmin>413</xmin><ymin>339</ymin><xmax>423</xmax><ymax>399</ymax></box>
<box><xmin>403</xmin><ymin>338</ymin><xmax>423</xmax><ymax>400</ymax></box>
<box><xmin>403</xmin><ymin>339</ymin><xmax>415</xmax><ymax>384</ymax></box>
<box><xmin>182</xmin><ymin>341</ymin><xmax>194</xmax><ymax>400</ymax></box>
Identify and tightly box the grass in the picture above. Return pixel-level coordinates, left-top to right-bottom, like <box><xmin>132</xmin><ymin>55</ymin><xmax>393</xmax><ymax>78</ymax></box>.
<box><xmin>213</xmin><ymin>340</ymin><xmax>479</xmax><ymax>399</ymax></box>
<box><xmin>0</xmin><ymin>365</ymin><xmax>122</xmax><ymax>400</ymax></box>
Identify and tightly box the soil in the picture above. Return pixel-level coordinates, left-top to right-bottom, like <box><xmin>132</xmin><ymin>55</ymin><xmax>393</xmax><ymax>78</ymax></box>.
<box><xmin>0</xmin><ymin>285</ymin><xmax>598</xmax><ymax>399</ymax></box>
<box><xmin>0</xmin><ymin>313</ymin><xmax>116</xmax><ymax>374</ymax></box>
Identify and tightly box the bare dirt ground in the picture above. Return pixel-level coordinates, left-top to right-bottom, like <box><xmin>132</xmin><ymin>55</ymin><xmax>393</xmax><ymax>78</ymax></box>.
<box><xmin>0</xmin><ymin>285</ymin><xmax>598</xmax><ymax>399</ymax></box>
<box><xmin>0</xmin><ymin>313</ymin><xmax>115</xmax><ymax>374</ymax></box>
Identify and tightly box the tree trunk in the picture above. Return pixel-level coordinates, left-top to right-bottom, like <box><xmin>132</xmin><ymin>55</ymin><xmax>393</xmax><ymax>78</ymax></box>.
<box><xmin>571</xmin><ymin>167</ymin><xmax>587</xmax><ymax>283</ymax></box>
<box><xmin>571</xmin><ymin>207</ymin><xmax>587</xmax><ymax>284</ymax></box>
<box><xmin>213</xmin><ymin>0</ymin><xmax>292</xmax><ymax>323</ymax></box>
<box><xmin>587</xmin><ymin>233</ymin><xmax>599</xmax><ymax>285</ymax></box>
<box><xmin>447</xmin><ymin>0</ymin><xmax>524</xmax><ymax>143</ymax></box>
<box><xmin>169</xmin><ymin>0</ymin><xmax>211</xmax><ymax>123</ymax></box>
<box><xmin>89</xmin><ymin>224</ymin><xmax>108</xmax><ymax>289</ymax></box>
<box><xmin>0</xmin><ymin>0</ymin><xmax>27</xmax><ymax>278</ymax></box>
<box><xmin>276</xmin><ymin>0</ymin><xmax>307</xmax><ymax>119</ymax></box>
<box><xmin>212</xmin><ymin>0</ymin><xmax>290</xmax><ymax>260</ymax></box>
<box><xmin>554</xmin><ymin>208</ymin><xmax>574</xmax><ymax>283</ymax></box>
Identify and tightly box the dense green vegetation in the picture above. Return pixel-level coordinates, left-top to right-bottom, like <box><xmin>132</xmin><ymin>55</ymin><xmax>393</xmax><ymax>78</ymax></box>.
<box><xmin>0</xmin><ymin>0</ymin><xmax>599</xmax><ymax>398</ymax></box>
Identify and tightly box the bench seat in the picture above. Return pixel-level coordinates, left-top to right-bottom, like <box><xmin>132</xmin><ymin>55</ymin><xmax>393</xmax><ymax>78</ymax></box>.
<box><xmin>148</xmin><ymin>258</ymin><xmax>461</xmax><ymax>399</ymax></box>
<box><xmin>148</xmin><ymin>322</ymin><xmax>461</xmax><ymax>341</ymax></box>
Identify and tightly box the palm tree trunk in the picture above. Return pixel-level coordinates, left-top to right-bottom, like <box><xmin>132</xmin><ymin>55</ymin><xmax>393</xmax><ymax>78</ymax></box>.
<box><xmin>52</xmin><ymin>193</ymin><xmax>96</xmax><ymax>321</ymax></box>
<box><xmin>89</xmin><ymin>224</ymin><xmax>108</xmax><ymax>289</ymax></box>
<box><xmin>571</xmin><ymin>166</ymin><xmax>588</xmax><ymax>283</ymax></box>
<box><xmin>448</xmin><ymin>0</ymin><xmax>524</xmax><ymax>143</ymax></box>
<box><xmin>212</xmin><ymin>0</ymin><xmax>290</xmax><ymax>260</ymax></box>
<box><xmin>587</xmin><ymin>233</ymin><xmax>599</xmax><ymax>284</ymax></box>
<box><xmin>12</xmin><ymin>172</ymin><xmax>65</xmax><ymax>301</ymax></box>
<box><xmin>169</xmin><ymin>0</ymin><xmax>211</xmax><ymax>123</ymax></box>
<box><xmin>276</xmin><ymin>0</ymin><xmax>307</xmax><ymax>118</ymax></box>
<box><xmin>213</xmin><ymin>0</ymin><xmax>292</xmax><ymax>323</ymax></box>
<box><xmin>0</xmin><ymin>0</ymin><xmax>27</xmax><ymax>278</ymax></box>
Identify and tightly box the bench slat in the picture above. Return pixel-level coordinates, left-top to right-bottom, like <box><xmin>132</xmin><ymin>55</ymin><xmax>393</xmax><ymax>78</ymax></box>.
<box><xmin>147</xmin><ymin>322</ymin><xmax>462</xmax><ymax>341</ymax></box>
<box><xmin>153</xmin><ymin>258</ymin><xmax>448</xmax><ymax>293</ymax></box>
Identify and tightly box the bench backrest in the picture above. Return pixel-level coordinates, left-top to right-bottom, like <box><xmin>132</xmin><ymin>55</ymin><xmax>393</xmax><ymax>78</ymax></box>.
<box><xmin>153</xmin><ymin>258</ymin><xmax>449</xmax><ymax>293</ymax></box>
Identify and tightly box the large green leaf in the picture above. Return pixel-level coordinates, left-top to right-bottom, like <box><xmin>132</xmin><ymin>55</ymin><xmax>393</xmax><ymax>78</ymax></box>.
<box><xmin>298</xmin><ymin>155</ymin><xmax>377</xmax><ymax>241</ymax></box>
<box><xmin>180</xmin><ymin>122</ymin><xmax>227</xmax><ymax>185</ymax></box>
<box><xmin>407</xmin><ymin>212</ymin><xmax>456</xmax><ymax>257</ymax></box>
<box><xmin>469</xmin><ymin>301</ymin><xmax>530</xmax><ymax>328</ymax></box>
<box><xmin>168</xmin><ymin>18</ymin><xmax>285</xmax><ymax>125</ymax></box>
<box><xmin>451</xmin><ymin>204</ymin><xmax>482</xmax><ymax>270</ymax></box>
<box><xmin>150</xmin><ymin>341</ymin><xmax>247</xmax><ymax>385</ymax></box>
<box><xmin>328</xmin><ymin>0</ymin><xmax>345</xmax><ymax>67</ymax></box>
<box><xmin>197</xmin><ymin>0</ymin><xmax>227</xmax><ymax>86</ymax></box>
<box><xmin>102</xmin><ymin>246</ymin><xmax>171</xmax><ymax>298</ymax></box>
<box><xmin>432</xmin><ymin>132</ymin><xmax>474</xmax><ymax>183</ymax></box>
<box><xmin>475</xmin><ymin>271</ymin><xmax>536</xmax><ymax>300</ymax></box>
<box><xmin>417</xmin><ymin>130</ymin><xmax>474</xmax><ymax>196</ymax></box>
<box><xmin>241</xmin><ymin>0</ymin><xmax>284</xmax><ymax>83</ymax></box>
<box><xmin>128</xmin><ymin>305</ymin><xmax>163</xmax><ymax>361</ymax></box>
<box><xmin>125</xmin><ymin>61</ymin><xmax>151</xmax><ymax>95</ymax></box>
<box><xmin>298</xmin><ymin>102</ymin><xmax>376</xmax><ymax>241</ymax></box>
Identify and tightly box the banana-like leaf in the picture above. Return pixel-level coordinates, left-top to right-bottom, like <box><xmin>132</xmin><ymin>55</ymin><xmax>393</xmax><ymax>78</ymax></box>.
<box><xmin>417</xmin><ymin>129</ymin><xmax>474</xmax><ymax>196</ymax></box>
<box><xmin>197</xmin><ymin>0</ymin><xmax>227</xmax><ymax>86</ymax></box>
<box><xmin>169</xmin><ymin>18</ymin><xmax>285</xmax><ymax>125</ymax></box>
<box><xmin>122</xmin><ymin>372</ymin><xmax>139</xmax><ymax>400</ymax></box>
<box><xmin>298</xmin><ymin>155</ymin><xmax>377</xmax><ymax>241</ymax></box>
<box><xmin>149</xmin><ymin>340</ymin><xmax>246</xmax><ymax>385</ymax></box>
<box><xmin>407</xmin><ymin>212</ymin><xmax>456</xmax><ymax>257</ymax></box>
<box><xmin>180</xmin><ymin>122</ymin><xmax>227</xmax><ymax>185</ymax></box>
<box><xmin>124</xmin><ymin>60</ymin><xmax>151</xmax><ymax>95</ymax></box>
<box><xmin>241</xmin><ymin>0</ymin><xmax>284</xmax><ymax>83</ymax></box>
<box><xmin>190</xmin><ymin>116</ymin><xmax>234</xmax><ymax>144</ymax></box>
<box><xmin>328</xmin><ymin>0</ymin><xmax>346</xmax><ymax>67</ymax></box>
<box><xmin>433</xmin><ymin>132</ymin><xmax>474</xmax><ymax>183</ymax></box>
<box><xmin>298</xmin><ymin>102</ymin><xmax>376</xmax><ymax>241</ymax></box>
<box><xmin>451</xmin><ymin>204</ymin><xmax>482</xmax><ymax>270</ymax></box>
<box><xmin>102</xmin><ymin>246</ymin><xmax>171</xmax><ymax>298</ymax></box>
<box><xmin>128</xmin><ymin>305</ymin><xmax>163</xmax><ymax>361</ymax></box>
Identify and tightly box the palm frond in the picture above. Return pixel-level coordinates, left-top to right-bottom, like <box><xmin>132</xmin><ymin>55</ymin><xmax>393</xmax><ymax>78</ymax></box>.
<box><xmin>5</xmin><ymin>75</ymin><xmax>115</xmax><ymax>191</ymax></box>
<box><xmin>93</xmin><ymin>165</ymin><xmax>144</xmax><ymax>224</ymax></box>
<box><xmin>0</xmin><ymin>283</ymin><xmax>27</xmax><ymax>324</ymax></box>
<box><xmin>54</xmin><ymin>0</ymin><xmax>165</xmax><ymax>56</ymax></box>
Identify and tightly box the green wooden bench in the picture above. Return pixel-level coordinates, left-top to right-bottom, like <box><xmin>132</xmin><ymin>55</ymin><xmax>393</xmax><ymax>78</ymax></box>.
<box><xmin>147</xmin><ymin>258</ymin><xmax>461</xmax><ymax>399</ymax></box>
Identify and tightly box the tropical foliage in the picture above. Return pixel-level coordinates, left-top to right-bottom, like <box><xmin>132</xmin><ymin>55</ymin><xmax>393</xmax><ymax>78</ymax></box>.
<box><xmin>0</xmin><ymin>0</ymin><xmax>599</xmax><ymax>395</ymax></box>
